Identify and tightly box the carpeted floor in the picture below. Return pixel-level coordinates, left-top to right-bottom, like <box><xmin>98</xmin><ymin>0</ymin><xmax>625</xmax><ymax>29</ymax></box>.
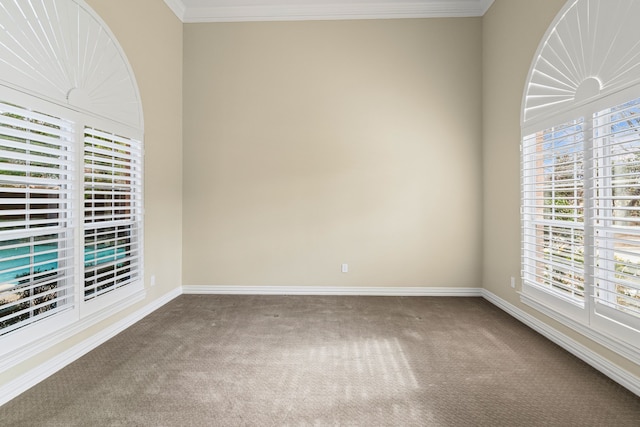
<box><xmin>1</xmin><ymin>295</ymin><xmax>639</xmax><ymax>426</ymax></box>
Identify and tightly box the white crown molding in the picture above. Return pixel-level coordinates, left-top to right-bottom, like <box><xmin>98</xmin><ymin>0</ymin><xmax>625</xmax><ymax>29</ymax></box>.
<box><xmin>163</xmin><ymin>0</ymin><xmax>187</xmax><ymax>21</ymax></box>
<box><xmin>165</xmin><ymin>1</ymin><xmax>495</xmax><ymax>23</ymax></box>
<box><xmin>478</xmin><ymin>0</ymin><xmax>494</xmax><ymax>15</ymax></box>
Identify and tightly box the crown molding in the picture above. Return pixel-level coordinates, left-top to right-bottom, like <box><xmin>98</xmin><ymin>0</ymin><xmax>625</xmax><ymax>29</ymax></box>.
<box><xmin>165</xmin><ymin>1</ymin><xmax>495</xmax><ymax>23</ymax></box>
<box><xmin>163</xmin><ymin>0</ymin><xmax>186</xmax><ymax>21</ymax></box>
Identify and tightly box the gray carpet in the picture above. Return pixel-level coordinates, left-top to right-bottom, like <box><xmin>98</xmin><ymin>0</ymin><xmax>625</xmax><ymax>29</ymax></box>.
<box><xmin>1</xmin><ymin>295</ymin><xmax>639</xmax><ymax>426</ymax></box>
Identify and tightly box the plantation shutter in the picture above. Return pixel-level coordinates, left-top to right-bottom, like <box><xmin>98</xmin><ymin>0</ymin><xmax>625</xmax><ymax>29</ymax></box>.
<box><xmin>522</xmin><ymin>119</ymin><xmax>586</xmax><ymax>302</ymax></box>
<box><xmin>592</xmin><ymin>99</ymin><xmax>640</xmax><ymax>324</ymax></box>
<box><xmin>84</xmin><ymin>128</ymin><xmax>142</xmax><ymax>300</ymax></box>
<box><xmin>0</xmin><ymin>101</ymin><xmax>75</xmax><ymax>334</ymax></box>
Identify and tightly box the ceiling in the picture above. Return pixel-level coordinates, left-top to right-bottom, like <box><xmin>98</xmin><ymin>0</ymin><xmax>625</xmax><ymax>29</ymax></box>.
<box><xmin>163</xmin><ymin>0</ymin><xmax>495</xmax><ymax>23</ymax></box>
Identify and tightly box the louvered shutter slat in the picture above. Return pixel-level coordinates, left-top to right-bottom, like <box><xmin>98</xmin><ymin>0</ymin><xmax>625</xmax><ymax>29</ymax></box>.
<box><xmin>83</xmin><ymin>128</ymin><xmax>142</xmax><ymax>301</ymax></box>
<box><xmin>522</xmin><ymin>119</ymin><xmax>586</xmax><ymax>302</ymax></box>
<box><xmin>591</xmin><ymin>100</ymin><xmax>640</xmax><ymax>320</ymax></box>
<box><xmin>0</xmin><ymin>101</ymin><xmax>75</xmax><ymax>333</ymax></box>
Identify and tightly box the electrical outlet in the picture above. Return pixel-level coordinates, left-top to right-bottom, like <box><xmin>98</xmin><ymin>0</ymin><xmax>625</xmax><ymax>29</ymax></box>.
<box><xmin>341</xmin><ymin>264</ymin><xmax>348</xmax><ymax>273</ymax></box>
<box><xmin>510</xmin><ymin>276</ymin><xmax>515</xmax><ymax>288</ymax></box>
<box><xmin>151</xmin><ymin>275</ymin><xmax>156</xmax><ymax>287</ymax></box>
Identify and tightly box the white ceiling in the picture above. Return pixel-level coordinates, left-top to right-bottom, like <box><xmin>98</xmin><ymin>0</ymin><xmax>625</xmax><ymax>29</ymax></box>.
<box><xmin>163</xmin><ymin>0</ymin><xmax>495</xmax><ymax>23</ymax></box>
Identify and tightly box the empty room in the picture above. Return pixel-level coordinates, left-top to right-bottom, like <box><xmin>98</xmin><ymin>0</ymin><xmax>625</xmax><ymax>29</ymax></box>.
<box><xmin>0</xmin><ymin>0</ymin><xmax>639</xmax><ymax>425</ymax></box>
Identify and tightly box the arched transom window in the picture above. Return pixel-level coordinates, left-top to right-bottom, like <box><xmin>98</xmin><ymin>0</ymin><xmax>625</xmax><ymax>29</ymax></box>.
<box><xmin>521</xmin><ymin>0</ymin><xmax>640</xmax><ymax>361</ymax></box>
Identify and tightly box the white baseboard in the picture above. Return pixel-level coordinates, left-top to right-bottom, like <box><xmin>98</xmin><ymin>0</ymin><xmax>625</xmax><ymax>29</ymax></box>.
<box><xmin>182</xmin><ymin>285</ymin><xmax>483</xmax><ymax>296</ymax></box>
<box><xmin>0</xmin><ymin>287</ymin><xmax>182</xmax><ymax>407</ymax></box>
<box><xmin>481</xmin><ymin>289</ymin><xmax>640</xmax><ymax>397</ymax></box>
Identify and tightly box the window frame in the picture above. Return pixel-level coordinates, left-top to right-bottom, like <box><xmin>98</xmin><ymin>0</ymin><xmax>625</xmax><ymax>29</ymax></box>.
<box><xmin>0</xmin><ymin>96</ymin><xmax>76</xmax><ymax>335</ymax></box>
<box><xmin>521</xmin><ymin>86</ymin><xmax>640</xmax><ymax>363</ymax></box>
<box><xmin>0</xmin><ymin>84</ymin><xmax>144</xmax><ymax>357</ymax></box>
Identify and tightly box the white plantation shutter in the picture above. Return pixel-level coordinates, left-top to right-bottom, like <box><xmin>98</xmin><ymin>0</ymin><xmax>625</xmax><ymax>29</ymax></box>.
<box><xmin>0</xmin><ymin>101</ymin><xmax>75</xmax><ymax>334</ymax></box>
<box><xmin>84</xmin><ymin>128</ymin><xmax>142</xmax><ymax>300</ymax></box>
<box><xmin>521</xmin><ymin>95</ymin><xmax>640</xmax><ymax>349</ymax></box>
<box><xmin>592</xmin><ymin>99</ymin><xmax>640</xmax><ymax>327</ymax></box>
<box><xmin>522</xmin><ymin>120</ymin><xmax>586</xmax><ymax>303</ymax></box>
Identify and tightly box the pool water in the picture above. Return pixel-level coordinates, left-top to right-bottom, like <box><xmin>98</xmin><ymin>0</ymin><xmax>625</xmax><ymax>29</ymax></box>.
<box><xmin>0</xmin><ymin>244</ymin><xmax>126</xmax><ymax>285</ymax></box>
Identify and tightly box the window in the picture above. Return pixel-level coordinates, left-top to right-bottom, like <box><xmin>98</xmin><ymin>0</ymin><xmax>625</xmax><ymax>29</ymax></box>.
<box><xmin>523</xmin><ymin>119</ymin><xmax>585</xmax><ymax>304</ymax></box>
<box><xmin>0</xmin><ymin>0</ymin><xmax>143</xmax><ymax>357</ymax></box>
<box><xmin>84</xmin><ymin>128</ymin><xmax>142</xmax><ymax>301</ymax></box>
<box><xmin>592</xmin><ymin>100</ymin><xmax>640</xmax><ymax>328</ymax></box>
<box><xmin>523</xmin><ymin>98</ymin><xmax>640</xmax><ymax>343</ymax></box>
<box><xmin>0</xmin><ymin>101</ymin><xmax>75</xmax><ymax>334</ymax></box>
<box><xmin>0</xmin><ymin>92</ymin><xmax>144</xmax><ymax>338</ymax></box>
<box><xmin>521</xmin><ymin>0</ymin><xmax>640</xmax><ymax>358</ymax></box>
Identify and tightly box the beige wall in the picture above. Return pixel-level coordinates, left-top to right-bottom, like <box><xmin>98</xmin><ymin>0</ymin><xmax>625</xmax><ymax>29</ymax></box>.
<box><xmin>482</xmin><ymin>0</ymin><xmax>640</xmax><ymax>376</ymax></box>
<box><xmin>86</xmin><ymin>0</ymin><xmax>183</xmax><ymax>299</ymax></box>
<box><xmin>183</xmin><ymin>19</ymin><xmax>483</xmax><ymax>288</ymax></box>
<box><xmin>0</xmin><ymin>0</ymin><xmax>183</xmax><ymax>386</ymax></box>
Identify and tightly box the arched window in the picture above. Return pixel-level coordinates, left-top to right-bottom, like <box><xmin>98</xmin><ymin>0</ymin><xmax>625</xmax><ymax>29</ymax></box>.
<box><xmin>0</xmin><ymin>1</ymin><xmax>143</xmax><ymax>353</ymax></box>
<box><xmin>521</xmin><ymin>0</ymin><xmax>640</xmax><ymax>360</ymax></box>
